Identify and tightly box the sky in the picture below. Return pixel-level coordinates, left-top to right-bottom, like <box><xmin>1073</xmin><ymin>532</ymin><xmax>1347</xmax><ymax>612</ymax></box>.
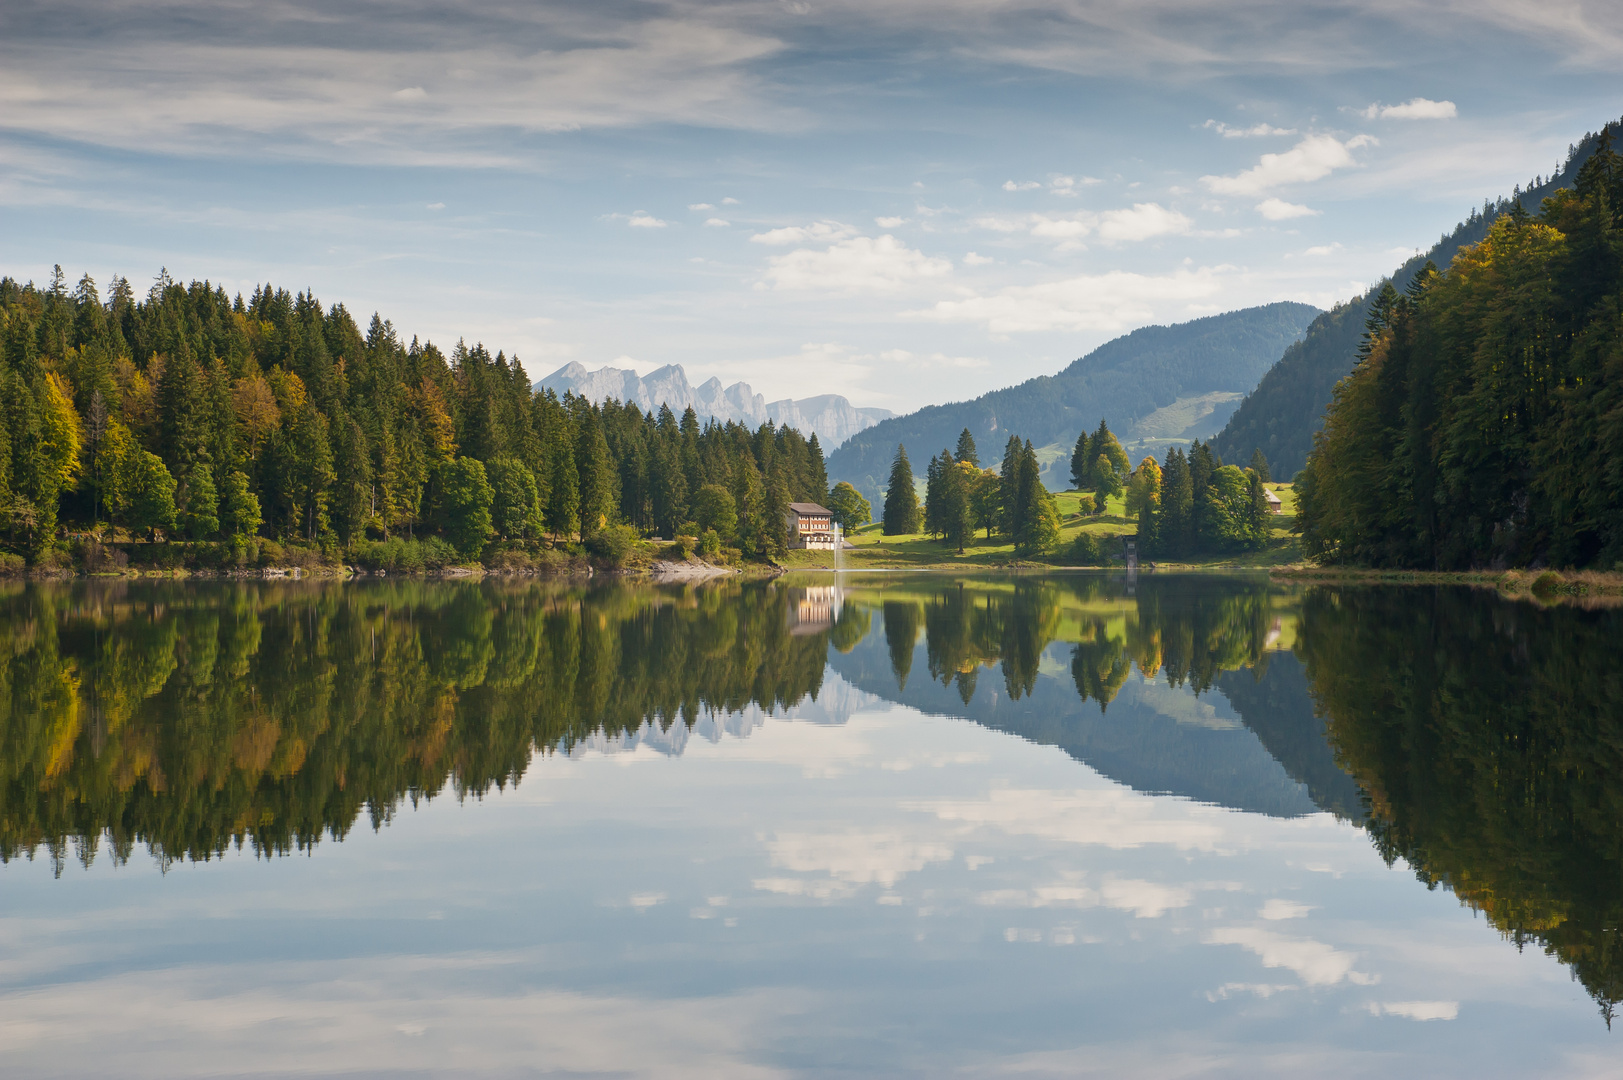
<box><xmin>2</xmin><ymin>1</ymin><xmax>1620</xmax><ymax>413</ymax></box>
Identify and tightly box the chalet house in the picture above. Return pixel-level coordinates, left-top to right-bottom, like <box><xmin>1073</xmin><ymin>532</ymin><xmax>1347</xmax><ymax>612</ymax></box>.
<box><xmin>787</xmin><ymin>502</ymin><xmax>838</xmax><ymax>549</ymax></box>
<box><xmin>1265</xmin><ymin>489</ymin><xmax>1283</xmax><ymax>514</ymax></box>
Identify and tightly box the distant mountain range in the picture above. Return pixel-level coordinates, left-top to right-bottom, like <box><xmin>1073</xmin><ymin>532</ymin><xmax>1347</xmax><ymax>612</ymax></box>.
<box><xmin>536</xmin><ymin>362</ymin><xmax>893</xmax><ymax>448</ymax></box>
<box><xmin>826</xmin><ymin>302</ymin><xmax>1319</xmax><ymax>502</ymax></box>
<box><xmin>1212</xmin><ymin>117</ymin><xmax>1623</xmax><ymax>478</ymax></box>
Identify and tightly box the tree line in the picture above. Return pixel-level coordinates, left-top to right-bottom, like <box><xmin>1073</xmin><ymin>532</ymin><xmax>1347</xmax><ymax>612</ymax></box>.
<box><xmin>1136</xmin><ymin>440</ymin><xmax>1274</xmax><ymax>558</ymax></box>
<box><xmin>1295</xmin><ymin>137</ymin><xmax>1623</xmax><ymax>569</ymax></box>
<box><xmin>0</xmin><ymin>270</ymin><xmax>830</xmax><ymax>563</ymax></box>
<box><xmin>882</xmin><ymin>429</ymin><xmax>1061</xmax><ymax>555</ymax></box>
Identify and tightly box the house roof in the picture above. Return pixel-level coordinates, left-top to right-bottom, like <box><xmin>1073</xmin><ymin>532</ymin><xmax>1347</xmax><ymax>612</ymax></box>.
<box><xmin>788</xmin><ymin>502</ymin><xmax>832</xmax><ymax>516</ymax></box>
<box><xmin>1265</xmin><ymin>489</ymin><xmax>1283</xmax><ymax>503</ymax></box>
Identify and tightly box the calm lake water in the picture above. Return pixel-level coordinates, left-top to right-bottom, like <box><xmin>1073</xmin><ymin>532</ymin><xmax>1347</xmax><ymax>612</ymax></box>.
<box><xmin>1</xmin><ymin>573</ymin><xmax>1617</xmax><ymax>1078</ymax></box>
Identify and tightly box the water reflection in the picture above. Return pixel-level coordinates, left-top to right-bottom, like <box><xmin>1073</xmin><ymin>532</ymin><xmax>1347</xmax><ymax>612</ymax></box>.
<box><xmin>1299</xmin><ymin>585</ymin><xmax>1623</xmax><ymax>1026</ymax></box>
<box><xmin>2</xmin><ymin>573</ymin><xmax>1620</xmax><ymax>1028</ymax></box>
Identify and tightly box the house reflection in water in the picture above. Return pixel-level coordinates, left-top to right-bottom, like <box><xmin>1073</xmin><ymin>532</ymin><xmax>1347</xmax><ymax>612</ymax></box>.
<box><xmin>788</xmin><ymin>586</ymin><xmax>843</xmax><ymax>635</ymax></box>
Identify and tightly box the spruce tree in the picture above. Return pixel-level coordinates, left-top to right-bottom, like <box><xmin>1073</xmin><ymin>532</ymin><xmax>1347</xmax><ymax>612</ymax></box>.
<box><xmin>923</xmin><ymin>449</ymin><xmax>946</xmax><ymax>537</ymax></box>
<box><xmin>999</xmin><ymin>434</ymin><xmax>1024</xmax><ymax>537</ymax></box>
<box><xmin>883</xmin><ymin>444</ymin><xmax>921</xmax><ymax>535</ymax></box>
<box><xmin>937</xmin><ymin>459</ymin><xmax>973</xmax><ymax>552</ymax></box>
<box><xmin>1248</xmin><ymin>448</ymin><xmax>1271</xmax><ymax>485</ymax></box>
<box><xmin>1013</xmin><ymin>441</ymin><xmax>1059</xmax><ymax>555</ymax></box>
<box><xmin>955</xmin><ymin>428</ymin><xmax>979</xmax><ymax>467</ymax></box>
<box><xmin>1069</xmin><ymin>427</ymin><xmax>1093</xmax><ymax>490</ymax></box>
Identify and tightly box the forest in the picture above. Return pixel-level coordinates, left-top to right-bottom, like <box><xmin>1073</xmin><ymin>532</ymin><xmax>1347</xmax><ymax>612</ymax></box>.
<box><xmin>1296</xmin><ymin>137</ymin><xmax>1623</xmax><ymax>569</ymax></box>
<box><xmin>1213</xmin><ymin>119</ymin><xmax>1622</xmax><ymax>479</ymax></box>
<box><xmin>0</xmin><ymin>271</ymin><xmax>830</xmax><ymax>567</ymax></box>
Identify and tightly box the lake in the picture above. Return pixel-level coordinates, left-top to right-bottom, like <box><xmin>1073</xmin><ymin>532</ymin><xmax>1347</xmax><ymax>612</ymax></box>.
<box><xmin>1</xmin><ymin>573</ymin><xmax>1617</xmax><ymax>1078</ymax></box>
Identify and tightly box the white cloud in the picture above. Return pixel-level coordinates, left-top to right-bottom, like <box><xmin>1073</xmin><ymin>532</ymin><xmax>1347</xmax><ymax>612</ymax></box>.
<box><xmin>1202</xmin><ymin>134</ymin><xmax>1376</xmax><ymax>196</ymax></box>
<box><xmin>627</xmin><ymin>212</ymin><xmax>668</xmax><ymax>228</ymax></box>
<box><xmin>962</xmin><ymin>251</ymin><xmax>993</xmax><ymax>266</ymax></box>
<box><xmin>762</xmin><ymin>235</ymin><xmax>952</xmax><ymax>293</ymax></box>
<box><xmin>1255</xmin><ymin>197</ymin><xmax>1318</xmax><ymax>220</ymax></box>
<box><xmin>908</xmin><ymin>266</ymin><xmax>1225</xmax><ymax>334</ymax></box>
<box><xmin>874</xmin><ymin>215</ymin><xmax>907</xmax><ymax>228</ymax></box>
<box><xmin>722</xmin><ymin>197</ymin><xmax>741</xmax><ymax>205</ymax></box>
<box><xmin>1205</xmin><ymin>120</ymin><xmax>1297</xmax><ymax>138</ymax></box>
<box><xmin>1096</xmin><ymin>203</ymin><xmax>1193</xmax><ymax>242</ymax></box>
<box><xmin>689</xmin><ymin>202</ymin><xmax>715</xmax><ymax>210</ymax></box>
<box><xmin>764</xmin><ymin>829</ymin><xmax>954</xmax><ymax>888</ymax></box>
<box><xmin>425</xmin><ymin>201</ymin><xmax>445</xmax><ymax>210</ymax></box>
<box><xmin>1010</xmin><ymin>204</ymin><xmax>1193</xmax><ymax>248</ymax></box>
<box><xmin>1099</xmin><ymin>878</ymin><xmax>1193</xmax><ymax>918</ymax></box>
<box><xmin>392</xmin><ymin>86</ymin><xmax>426</xmax><ymax>101</ymax></box>
<box><xmin>908</xmin><ymin>786</ymin><xmax>1229</xmax><ymax>849</ymax></box>
<box><xmin>1205</xmin><ymin>927</ymin><xmax>1372</xmax><ymax>987</ymax></box>
<box><xmin>1302</xmin><ymin>243</ymin><xmax>1341</xmax><ymax>256</ymax></box>
<box><xmin>704</xmin><ymin>217</ymin><xmax>731</xmax><ymax>227</ymax></box>
<box><xmin>1258</xmin><ymin>899</ymin><xmax>1313</xmax><ymax>920</ymax></box>
<box><xmin>1362</xmin><ymin>98</ymin><xmax>1458</xmax><ymax>121</ymax></box>
<box><xmin>1003</xmin><ymin>180</ymin><xmax>1041</xmax><ymax>191</ymax></box>
<box><xmin>750</xmin><ymin>220</ymin><xmax>857</xmax><ymax>245</ymax></box>
<box><xmin>1368</xmin><ymin>1000</ymin><xmax>1459</xmax><ymax>1021</ymax></box>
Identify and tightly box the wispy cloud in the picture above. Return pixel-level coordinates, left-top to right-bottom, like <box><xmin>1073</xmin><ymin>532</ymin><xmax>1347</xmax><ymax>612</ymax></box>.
<box><xmin>750</xmin><ymin>221</ymin><xmax>858</xmax><ymax>245</ymax></box>
<box><xmin>1205</xmin><ymin>120</ymin><xmax>1297</xmax><ymax>138</ymax></box>
<box><xmin>762</xmin><ymin>235</ymin><xmax>951</xmax><ymax>293</ymax></box>
<box><xmin>908</xmin><ymin>266</ymin><xmax>1226</xmax><ymax>334</ymax></box>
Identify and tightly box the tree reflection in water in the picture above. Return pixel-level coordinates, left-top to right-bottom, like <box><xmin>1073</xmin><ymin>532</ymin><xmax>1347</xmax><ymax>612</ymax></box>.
<box><xmin>2</xmin><ymin>574</ymin><xmax>1618</xmax><ymax>1023</ymax></box>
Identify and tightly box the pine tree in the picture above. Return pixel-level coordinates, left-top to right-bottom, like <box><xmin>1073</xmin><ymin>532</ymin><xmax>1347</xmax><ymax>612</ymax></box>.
<box><xmin>883</xmin><ymin>444</ymin><xmax>921</xmax><ymax>535</ymax></box>
<box><xmin>955</xmin><ymin>428</ymin><xmax>979</xmax><ymax>467</ymax></box>
<box><xmin>1153</xmin><ymin>448</ymin><xmax>1193</xmax><ymax>558</ymax></box>
<box><xmin>938</xmin><ymin>459</ymin><xmax>974</xmax><ymax>553</ymax></box>
<box><xmin>575</xmin><ymin>409</ymin><xmax>616</xmax><ymax>534</ymax></box>
<box><xmin>999</xmin><ymin>434</ymin><xmax>1024</xmax><ymax>537</ymax></box>
<box><xmin>1248</xmin><ymin>448</ymin><xmax>1271</xmax><ymax>485</ymax></box>
<box><xmin>1013</xmin><ymin>441</ymin><xmax>1059</xmax><ymax>555</ymax></box>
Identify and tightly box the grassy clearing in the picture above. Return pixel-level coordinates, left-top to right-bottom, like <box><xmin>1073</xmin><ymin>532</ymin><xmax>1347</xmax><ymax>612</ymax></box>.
<box><xmin>778</xmin><ymin>483</ymin><xmax>1303</xmax><ymax>571</ymax></box>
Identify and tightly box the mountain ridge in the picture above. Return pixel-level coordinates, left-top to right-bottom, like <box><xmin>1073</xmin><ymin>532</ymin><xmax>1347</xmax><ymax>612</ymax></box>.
<box><xmin>536</xmin><ymin>362</ymin><xmax>894</xmax><ymax>448</ymax></box>
<box><xmin>825</xmin><ymin>302</ymin><xmax>1320</xmax><ymax>502</ymax></box>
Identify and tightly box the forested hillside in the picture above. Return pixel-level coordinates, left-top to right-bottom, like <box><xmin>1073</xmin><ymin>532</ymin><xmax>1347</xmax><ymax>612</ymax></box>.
<box><xmin>827</xmin><ymin>302</ymin><xmax>1318</xmax><ymax>502</ymax></box>
<box><xmin>0</xmin><ymin>271</ymin><xmax>829</xmax><ymax>564</ymax></box>
<box><xmin>1213</xmin><ymin>117</ymin><xmax>1623</xmax><ymax>477</ymax></box>
<box><xmin>1296</xmin><ymin>137</ymin><xmax>1623</xmax><ymax>569</ymax></box>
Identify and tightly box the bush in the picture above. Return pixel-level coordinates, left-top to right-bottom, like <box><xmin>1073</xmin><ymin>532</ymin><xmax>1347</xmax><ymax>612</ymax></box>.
<box><xmin>584</xmin><ymin>525</ymin><xmax>644</xmax><ymax>568</ymax></box>
<box><xmin>1067</xmin><ymin>531</ymin><xmax>1108</xmax><ymax>566</ymax></box>
<box><xmin>0</xmin><ymin>552</ymin><xmax>25</xmax><ymax>577</ymax></box>
<box><xmin>1074</xmin><ymin>493</ymin><xmax>1097</xmax><ymax>516</ymax></box>
<box><xmin>351</xmin><ymin>536</ymin><xmax>462</xmax><ymax>573</ymax></box>
<box><xmin>698</xmin><ymin>528</ymin><xmax>722</xmax><ymax>558</ymax></box>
